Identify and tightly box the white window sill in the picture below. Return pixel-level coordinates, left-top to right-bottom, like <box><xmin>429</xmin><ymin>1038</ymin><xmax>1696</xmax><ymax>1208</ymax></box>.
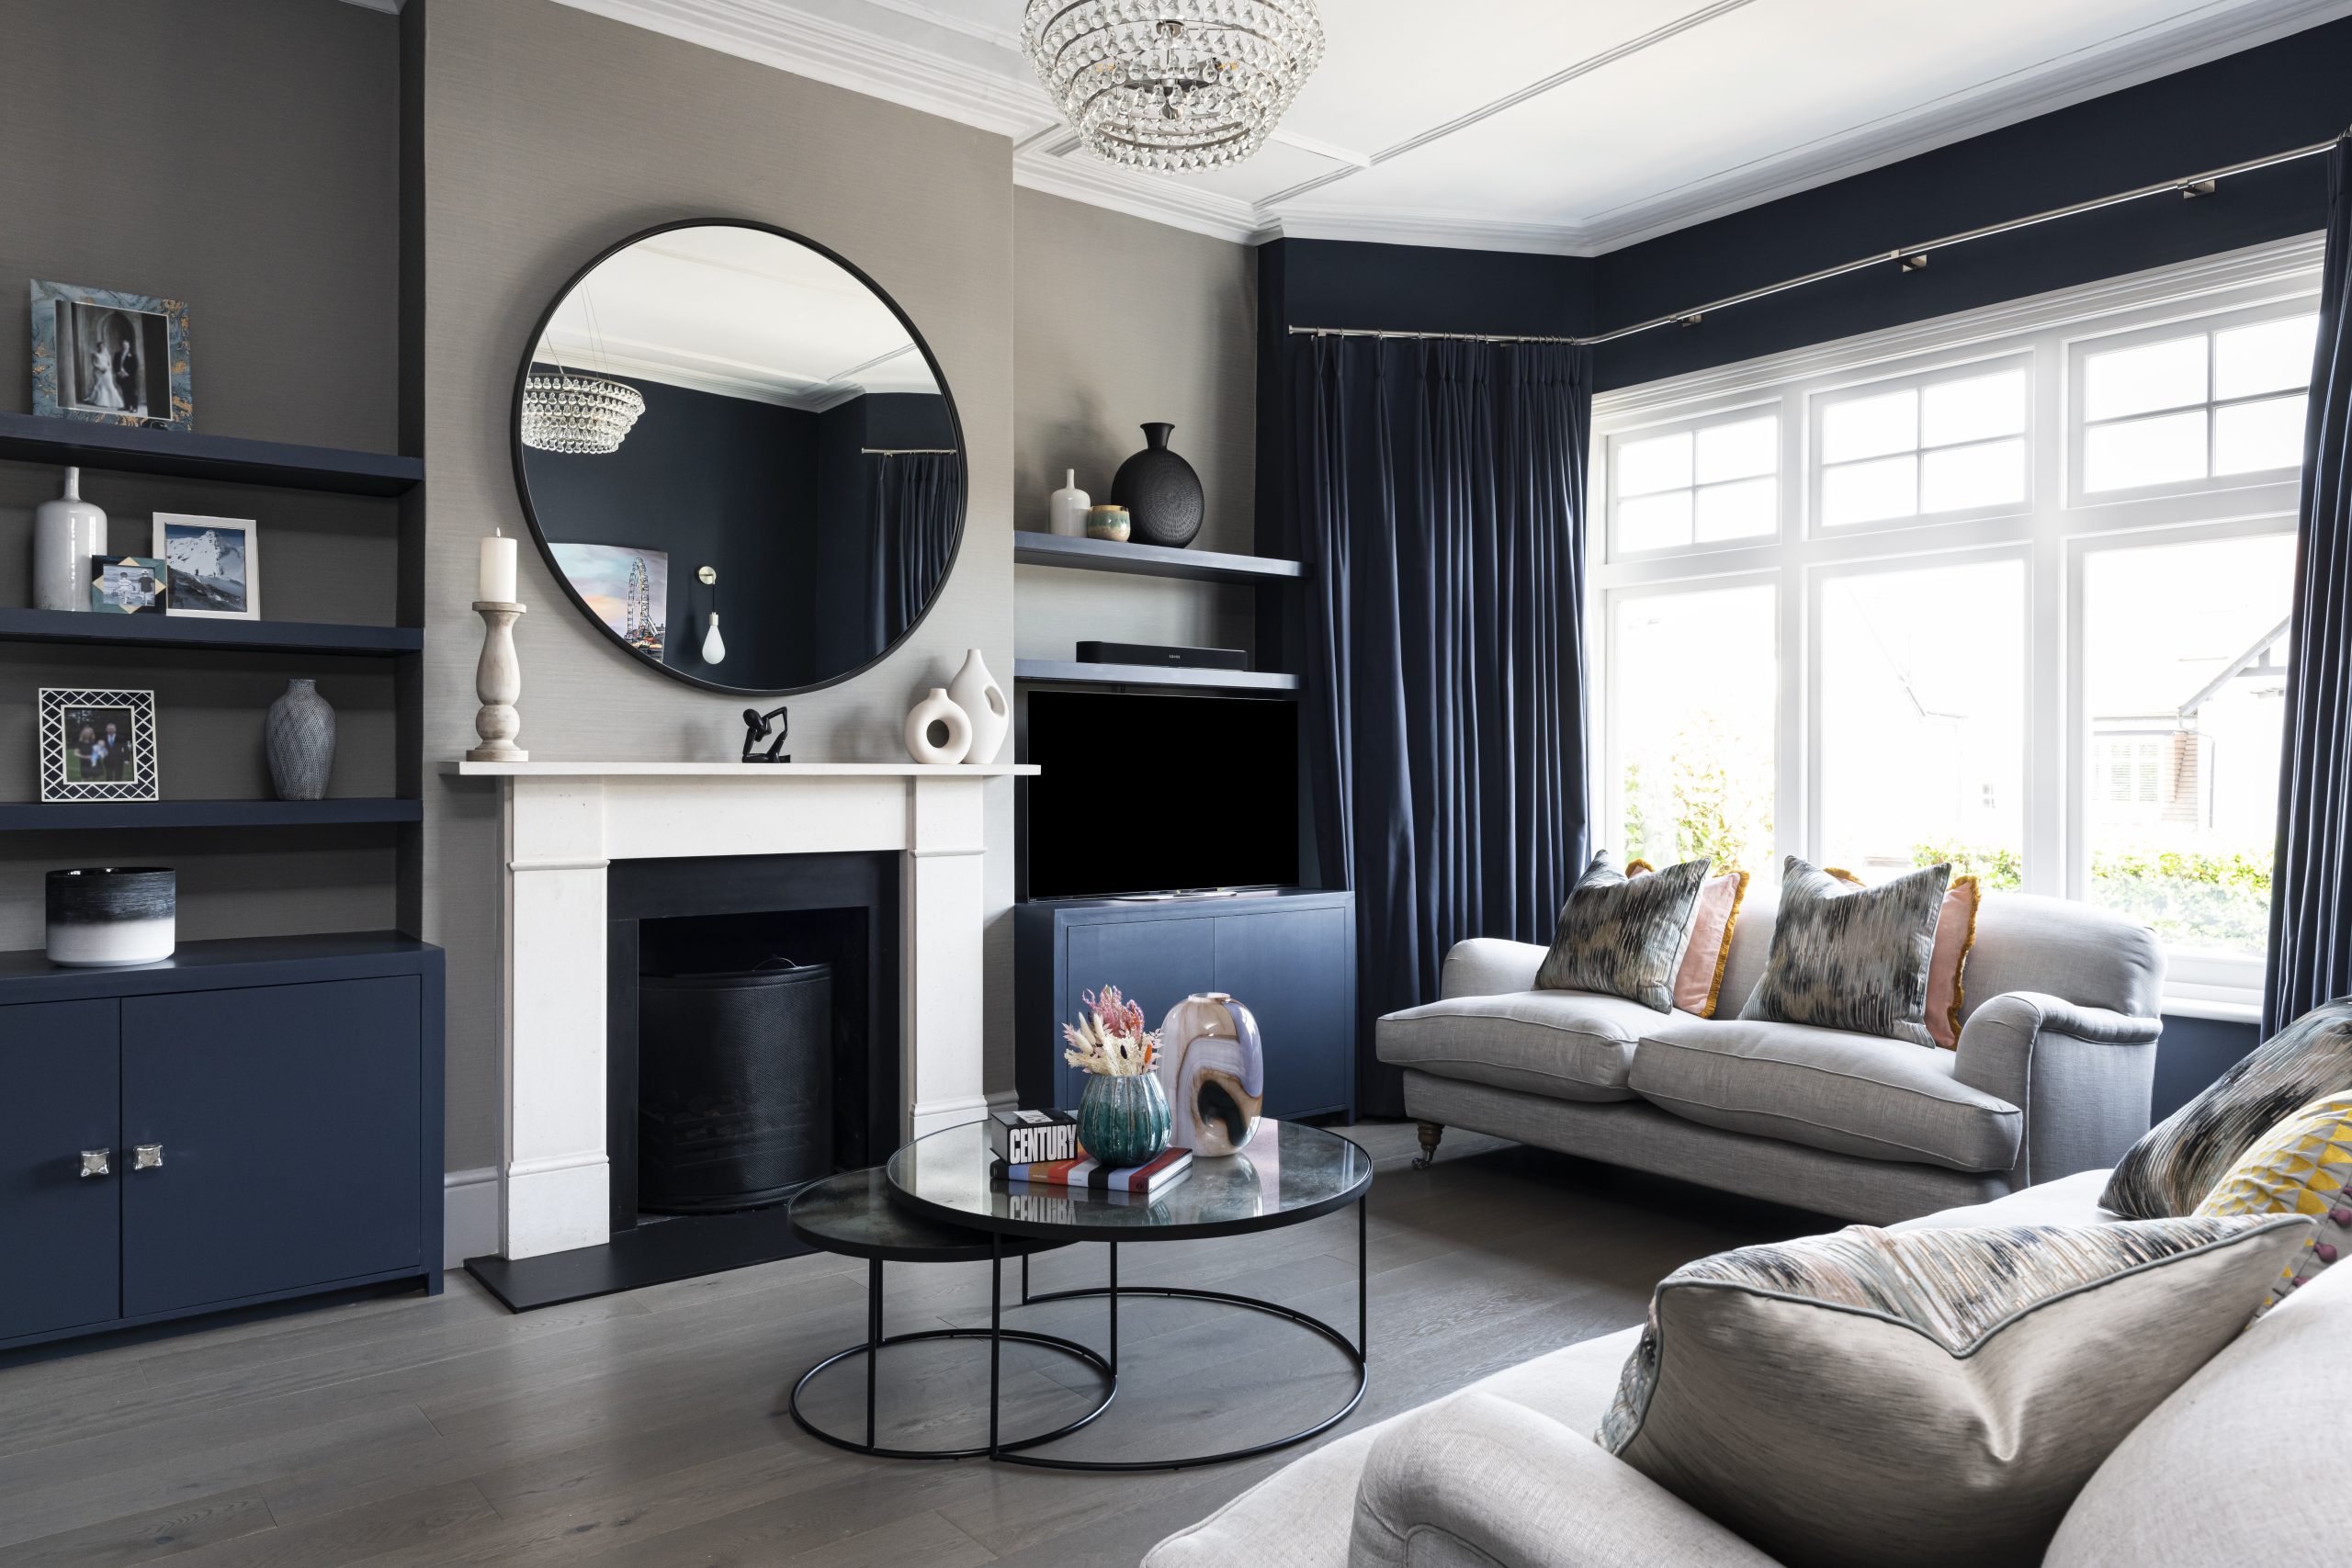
<box><xmin>2160</xmin><ymin>988</ymin><xmax>2263</xmax><ymax>1025</ymax></box>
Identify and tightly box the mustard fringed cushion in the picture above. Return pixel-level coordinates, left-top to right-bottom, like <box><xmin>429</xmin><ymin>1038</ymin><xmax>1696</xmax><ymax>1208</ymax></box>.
<box><xmin>2196</xmin><ymin>1093</ymin><xmax>2352</xmax><ymax>1314</ymax></box>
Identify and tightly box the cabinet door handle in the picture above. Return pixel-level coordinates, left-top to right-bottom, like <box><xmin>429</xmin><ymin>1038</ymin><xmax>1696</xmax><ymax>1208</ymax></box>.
<box><xmin>79</xmin><ymin>1148</ymin><xmax>110</xmax><ymax>1179</ymax></box>
<box><xmin>132</xmin><ymin>1144</ymin><xmax>164</xmax><ymax>1171</ymax></box>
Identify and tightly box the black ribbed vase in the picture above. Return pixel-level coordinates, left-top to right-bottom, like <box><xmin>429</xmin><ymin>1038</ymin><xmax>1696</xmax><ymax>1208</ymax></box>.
<box><xmin>1111</xmin><ymin>422</ymin><xmax>1204</xmax><ymax>547</ymax></box>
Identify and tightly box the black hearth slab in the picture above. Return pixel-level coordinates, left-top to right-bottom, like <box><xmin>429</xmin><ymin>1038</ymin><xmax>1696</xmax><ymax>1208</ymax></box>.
<box><xmin>465</xmin><ymin>1208</ymin><xmax>813</xmax><ymax>1312</ymax></box>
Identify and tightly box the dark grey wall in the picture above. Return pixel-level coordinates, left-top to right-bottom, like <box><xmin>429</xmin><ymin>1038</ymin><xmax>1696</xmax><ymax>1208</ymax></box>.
<box><xmin>0</xmin><ymin>0</ymin><xmax>404</xmax><ymax>950</ymax></box>
<box><xmin>2155</xmin><ymin>1014</ymin><xmax>2264</xmax><ymax>1122</ymax></box>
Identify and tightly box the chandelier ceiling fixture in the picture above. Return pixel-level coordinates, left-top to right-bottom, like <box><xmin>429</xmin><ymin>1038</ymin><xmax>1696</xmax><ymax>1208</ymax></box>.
<box><xmin>1023</xmin><ymin>0</ymin><xmax>1327</xmax><ymax>175</ymax></box>
<box><xmin>520</xmin><ymin>288</ymin><xmax>646</xmax><ymax>456</ymax></box>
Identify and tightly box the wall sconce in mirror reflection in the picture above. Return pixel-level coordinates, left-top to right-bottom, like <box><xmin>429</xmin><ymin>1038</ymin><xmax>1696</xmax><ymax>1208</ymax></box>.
<box><xmin>697</xmin><ymin>563</ymin><xmax>725</xmax><ymax>665</ymax></box>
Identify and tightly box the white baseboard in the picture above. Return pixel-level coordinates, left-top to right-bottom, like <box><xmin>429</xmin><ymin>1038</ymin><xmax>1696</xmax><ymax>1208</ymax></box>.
<box><xmin>442</xmin><ymin>1167</ymin><xmax>501</xmax><ymax>1268</ymax></box>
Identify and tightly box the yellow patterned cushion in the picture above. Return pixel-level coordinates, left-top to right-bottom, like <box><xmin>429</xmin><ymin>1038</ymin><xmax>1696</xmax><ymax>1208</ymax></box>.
<box><xmin>2194</xmin><ymin>1093</ymin><xmax>2352</xmax><ymax>1314</ymax></box>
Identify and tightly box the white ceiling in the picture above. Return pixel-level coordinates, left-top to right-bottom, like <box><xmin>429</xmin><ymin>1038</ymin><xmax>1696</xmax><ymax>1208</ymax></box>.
<box><xmin>537</xmin><ymin>223</ymin><xmax>941</xmax><ymax>407</ymax></box>
<box><xmin>553</xmin><ymin>0</ymin><xmax>2352</xmax><ymax>254</ymax></box>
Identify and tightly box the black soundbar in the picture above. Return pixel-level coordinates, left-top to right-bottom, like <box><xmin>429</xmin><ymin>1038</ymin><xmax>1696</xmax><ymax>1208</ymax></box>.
<box><xmin>1074</xmin><ymin>640</ymin><xmax>1249</xmax><ymax>671</ymax></box>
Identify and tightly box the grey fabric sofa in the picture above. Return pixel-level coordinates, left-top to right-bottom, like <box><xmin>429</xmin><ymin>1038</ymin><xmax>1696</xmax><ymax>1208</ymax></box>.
<box><xmin>1379</xmin><ymin>891</ymin><xmax>2165</xmax><ymax>1224</ymax></box>
<box><xmin>1142</xmin><ymin>1169</ymin><xmax>2331</xmax><ymax>1566</ymax></box>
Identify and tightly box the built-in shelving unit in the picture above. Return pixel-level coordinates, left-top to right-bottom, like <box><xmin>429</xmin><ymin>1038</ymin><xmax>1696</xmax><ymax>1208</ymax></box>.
<box><xmin>1012</xmin><ymin>659</ymin><xmax>1300</xmax><ymax>694</ymax></box>
<box><xmin>0</xmin><ymin>412</ymin><xmax>423</xmax><ymax>497</ymax></box>
<box><xmin>1012</xmin><ymin>531</ymin><xmax>1306</xmax><ymax>585</ymax></box>
<box><xmin>0</xmin><ymin>799</ymin><xmax>424</xmax><ymax>832</ymax></box>
<box><xmin>0</xmin><ymin>608</ymin><xmax>420</xmax><ymax>657</ymax></box>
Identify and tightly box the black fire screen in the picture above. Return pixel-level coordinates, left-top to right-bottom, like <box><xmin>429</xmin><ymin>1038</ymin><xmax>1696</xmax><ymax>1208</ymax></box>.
<box><xmin>638</xmin><ymin>959</ymin><xmax>833</xmax><ymax>1213</ymax></box>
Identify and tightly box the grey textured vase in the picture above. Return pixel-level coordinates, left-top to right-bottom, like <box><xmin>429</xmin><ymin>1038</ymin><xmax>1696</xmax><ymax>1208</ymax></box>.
<box><xmin>266</xmin><ymin>679</ymin><xmax>336</xmax><ymax>800</ymax></box>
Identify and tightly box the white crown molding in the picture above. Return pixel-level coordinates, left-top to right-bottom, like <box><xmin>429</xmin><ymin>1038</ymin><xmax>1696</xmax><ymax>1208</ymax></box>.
<box><xmin>549</xmin><ymin>0</ymin><xmax>1054</xmax><ymax>139</ymax></box>
<box><xmin>1576</xmin><ymin>0</ymin><xmax>2352</xmax><ymax>251</ymax></box>
<box><xmin>558</xmin><ymin>0</ymin><xmax>2352</xmax><ymax>259</ymax></box>
<box><xmin>1594</xmin><ymin>232</ymin><xmax>2324</xmax><ymax>418</ymax></box>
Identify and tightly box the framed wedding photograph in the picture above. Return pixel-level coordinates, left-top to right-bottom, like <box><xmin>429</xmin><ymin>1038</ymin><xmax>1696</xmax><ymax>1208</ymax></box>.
<box><xmin>40</xmin><ymin>689</ymin><xmax>161</xmax><ymax>803</ymax></box>
<box><xmin>154</xmin><ymin>513</ymin><xmax>258</xmax><ymax>620</ymax></box>
<box><xmin>30</xmin><ymin>279</ymin><xmax>192</xmax><ymax>431</ymax></box>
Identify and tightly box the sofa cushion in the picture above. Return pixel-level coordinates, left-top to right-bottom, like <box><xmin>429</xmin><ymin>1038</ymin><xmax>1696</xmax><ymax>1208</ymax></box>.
<box><xmin>1141</xmin><ymin>1328</ymin><xmax>1641</xmax><ymax>1568</ymax></box>
<box><xmin>1534</xmin><ymin>853</ymin><xmax>1711</xmax><ymax>1012</ymax></box>
<box><xmin>2104</xmin><ymin>997</ymin><xmax>2352</xmax><ymax>1218</ymax></box>
<box><xmin>2193</xmin><ymin>1092</ymin><xmax>2352</xmax><ymax>1314</ymax></box>
<box><xmin>1894</xmin><ymin>1167</ymin><xmax>2115</xmax><ymax>1231</ymax></box>
<box><xmin>1629</xmin><ymin>1016</ymin><xmax>2024</xmax><ymax>1171</ymax></box>
<box><xmin>1598</xmin><ymin>1216</ymin><xmax>2313</xmax><ymax>1568</ymax></box>
<box><xmin>2043</xmin><ymin>1223</ymin><xmax>2352</xmax><ymax>1568</ymax></box>
<box><xmin>1378</xmin><ymin>991</ymin><xmax>1668</xmax><ymax>1102</ymax></box>
<box><xmin>1739</xmin><ymin>856</ymin><xmax>1950</xmax><ymax>1046</ymax></box>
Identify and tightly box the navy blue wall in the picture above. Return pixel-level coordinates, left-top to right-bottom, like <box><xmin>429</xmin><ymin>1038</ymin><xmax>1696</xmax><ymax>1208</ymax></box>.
<box><xmin>2154</xmin><ymin>1014</ymin><xmax>2263</xmax><ymax>1121</ymax></box>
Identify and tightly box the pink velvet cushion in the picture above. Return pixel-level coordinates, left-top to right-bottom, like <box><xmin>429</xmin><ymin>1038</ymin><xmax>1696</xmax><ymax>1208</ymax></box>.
<box><xmin>1631</xmin><ymin>862</ymin><xmax>1749</xmax><ymax>1019</ymax></box>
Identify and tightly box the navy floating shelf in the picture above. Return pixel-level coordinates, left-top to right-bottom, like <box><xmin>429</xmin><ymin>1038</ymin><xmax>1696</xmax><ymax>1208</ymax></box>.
<box><xmin>1013</xmin><ymin>659</ymin><xmax>1300</xmax><ymax>694</ymax></box>
<box><xmin>0</xmin><ymin>799</ymin><xmax>422</xmax><ymax>831</ymax></box>
<box><xmin>0</xmin><ymin>608</ymin><xmax>420</xmax><ymax>657</ymax></box>
<box><xmin>1012</xmin><ymin>532</ymin><xmax>1306</xmax><ymax>584</ymax></box>
<box><xmin>0</xmin><ymin>930</ymin><xmax>439</xmax><ymax>1000</ymax></box>
<box><xmin>0</xmin><ymin>412</ymin><xmax>422</xmax><ymax>497</ymax></box>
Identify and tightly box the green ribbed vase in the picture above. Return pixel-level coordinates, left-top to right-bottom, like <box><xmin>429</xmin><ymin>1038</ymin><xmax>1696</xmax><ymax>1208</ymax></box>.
<box><xmin>1077</xmin><ymin>1072</ymin><xmax>1172</xmax><ymax>1168</ymax></box>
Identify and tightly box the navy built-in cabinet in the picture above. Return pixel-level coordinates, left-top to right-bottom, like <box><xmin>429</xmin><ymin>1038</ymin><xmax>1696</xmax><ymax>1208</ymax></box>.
<box><xmin>0</xmin><ymin>933</ymin><xmax>443</xmax><ymax>1351</ymax></box>
<box><xmin>1014</xmin><ymin>888</ymin><xmax>1357</xmax><ymax>1120</ymax></box>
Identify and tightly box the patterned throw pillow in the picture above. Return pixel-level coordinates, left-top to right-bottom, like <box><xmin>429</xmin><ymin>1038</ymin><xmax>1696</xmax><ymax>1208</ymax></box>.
<box><xmin>1824</xmin><ymin>867</ymin><xmax>1981</xmax><ymax>1049</ymax></box>
<box><xmin>2194</xmin><ymin>1093</ymin><xmax>2352</xmax><ymax>1313</ymax></box>
<box><xmin>2104</xmin><ymin>998</ymin><xmax>2352</xmax><ymax>1219</ymax></box>
<box><xmin>1628</xmin><ymin>861</ymin><xmax>1749</xmax><ymax>1019</ymax></box>
<box><xmin>1533</xmin><ymin>852</ymin><xmax>1711</xmax><ymax>1013</ymax></box>
<box><xmin>1739</xmin><ymin>856</ymin><xmax>1951</xmax><ymax>1046</ymax></box>
<box><xmin>1597</xmin><ymin>1216</ymin><xmax>2312</xmax><ymax>1568</ymax></box>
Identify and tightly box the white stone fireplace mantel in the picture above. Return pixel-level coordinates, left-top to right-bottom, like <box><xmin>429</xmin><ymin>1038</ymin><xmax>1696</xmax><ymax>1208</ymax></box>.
<box><xmin>447</xmin><ymin>760</ymin><xmax>1035</xmax><ymax>1260</ymax></box>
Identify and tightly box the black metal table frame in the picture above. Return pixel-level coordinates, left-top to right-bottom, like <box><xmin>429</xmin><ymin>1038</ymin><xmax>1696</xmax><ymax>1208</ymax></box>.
<box><xmin>981</xmin><ymin>1193</ymin><xmax>1370</xmax><ymax>1472</ymax></box>
<box><xmin>788</xmin><ymin>1250</ymin><xmax>1117</xmax><ymax>1461</ymax></box>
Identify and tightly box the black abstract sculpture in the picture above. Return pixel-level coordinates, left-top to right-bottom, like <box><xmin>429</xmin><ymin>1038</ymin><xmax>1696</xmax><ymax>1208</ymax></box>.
<box><xmin>741</xmin><ymin>705</ymin><xmax>791</xmax><ymax>763</ymax></box>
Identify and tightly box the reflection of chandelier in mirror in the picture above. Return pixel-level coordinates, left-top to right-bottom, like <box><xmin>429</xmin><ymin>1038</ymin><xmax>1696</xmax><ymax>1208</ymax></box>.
<box><xmin>520</xmin><ymin>288</ymin><xmax>645</xmax><ymax>455</ymax></box>
<box><xmin>1022</xmin><ymin>0</ymin><xmax>1325</xmax><ymax>175</ymax></box>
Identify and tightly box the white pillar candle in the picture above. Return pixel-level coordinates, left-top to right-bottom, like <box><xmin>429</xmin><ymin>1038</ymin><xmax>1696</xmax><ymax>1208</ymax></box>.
<box><xmin>480</xmin><ymin>530</ymin><xmax>518</xmax><ymax>604</ymax></box>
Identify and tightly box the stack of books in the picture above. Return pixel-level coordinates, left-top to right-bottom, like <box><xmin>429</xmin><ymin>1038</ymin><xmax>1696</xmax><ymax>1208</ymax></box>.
<box><xmin>988</xmin><ymin>1107</ymin><xmax>1193</xmax><ymax>1196</ymax></box>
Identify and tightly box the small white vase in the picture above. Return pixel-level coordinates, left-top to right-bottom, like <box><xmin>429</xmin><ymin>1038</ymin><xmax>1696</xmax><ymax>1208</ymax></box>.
<box><xmin>1048</xmin><ymin>469</ymin><xmax>1090</xmax><ymax>537</ymax></box>
<box><xmin>947</xmin><ymin>648</ymin><xmax>1008</xmax><ymax>764</ymax></box>
<box><xmin>905</xmin><ymin>687</ymin><xmax>972</xmax><ymax>764</ymax></box>
<box><xmin>33</xmin><ymin>467</ymin><xmax>107</xmax><ymax>612</ymax></box>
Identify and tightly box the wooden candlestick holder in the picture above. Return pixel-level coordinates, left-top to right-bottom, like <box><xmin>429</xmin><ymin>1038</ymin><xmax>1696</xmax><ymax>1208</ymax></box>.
<box><xmin>467</xmin><ymin>600</ymin><xmax>527</xmax><ymax>762</ymax></box>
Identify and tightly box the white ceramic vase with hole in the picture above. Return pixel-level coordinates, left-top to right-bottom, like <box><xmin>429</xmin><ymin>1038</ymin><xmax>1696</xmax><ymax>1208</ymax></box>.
<box><xmin>946</xmin><ymin>648</ymin><xmax>1008</xmax><ymax>764</ymax></box>
<box><xmin>904</xmin><ymin>687</ymin><xmax>972</xmax><ymax>764</ymax></box>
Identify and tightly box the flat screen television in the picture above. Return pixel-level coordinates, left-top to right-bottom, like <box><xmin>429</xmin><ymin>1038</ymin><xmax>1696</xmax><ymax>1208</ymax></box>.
<box><xmin>1023</xmin><ymin>690</ymin><xmax>1299</xmax><ymax>898</ymax></box>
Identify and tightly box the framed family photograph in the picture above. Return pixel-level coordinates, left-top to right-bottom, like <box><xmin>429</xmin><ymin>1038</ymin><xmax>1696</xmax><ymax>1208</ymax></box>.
<box><xmin>90</xmin><ymin>556</ymin><xmax>168</xmax><ymax>615</ymax></box>
<box><xmin>30</xmin><ymin>279</ymin><xmax>192</xmax><ymax>432</ymax></box>
<box><xmin>154</xmin><ymin>513</ymin><xmax>258</xmax><ymax>620</ymax></box>
<box><xmin>40</xmin><ymin>688</ymin><xmax>160</xmax><ymax>803</ymax></box>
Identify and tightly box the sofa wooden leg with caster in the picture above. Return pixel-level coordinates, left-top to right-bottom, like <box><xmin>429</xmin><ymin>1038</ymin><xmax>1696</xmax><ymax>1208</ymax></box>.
<box><xmin>1413</xmin><ymin>1122</ymin><xmax>1443</xmax><ymax>1170</ymax></box>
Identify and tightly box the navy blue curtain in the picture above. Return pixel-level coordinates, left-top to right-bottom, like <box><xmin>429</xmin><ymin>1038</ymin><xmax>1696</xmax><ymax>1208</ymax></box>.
<box><xmin>2267</xmin><ymin>143</ymin><xmax>2352</xmax><ymax>1035</ymax></box>
<box><xmin>1295</xmin><ymin>335</ymin><xmax>1593</xmax><ymax>1114</ymax></box>
<box><xmin>869</xmin><ymin>453</ymin><xmax>961</xmax><ymax>646</ymax></box>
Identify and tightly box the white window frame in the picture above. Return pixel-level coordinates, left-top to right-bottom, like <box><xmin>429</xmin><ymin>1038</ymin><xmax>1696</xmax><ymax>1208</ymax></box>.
<box><xmin>1806</xmin><ymin>353</ymin><xmax>2037</xmax><ymax>538</ymax></box>
<box><xmin>1603</xmin><ymin>400</ymin><xmax>1786</xmax><ymax>562</ymax></box>
<box><xmin>1590</xmin><ymin>236</ymin><xmax>2320</xmax><ymax>1017</ymax></box>
<box><xmin>2065</xmin><ymin>298</ymin><xmax>2318</xmax><ymax>509</ymax></box>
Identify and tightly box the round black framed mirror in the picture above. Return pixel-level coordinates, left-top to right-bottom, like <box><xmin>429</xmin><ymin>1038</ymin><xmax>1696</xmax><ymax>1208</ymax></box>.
<box><xmin>510</xmin><ymin>220</ymin><xmax>966</xmax><ymax>695</ymax></box>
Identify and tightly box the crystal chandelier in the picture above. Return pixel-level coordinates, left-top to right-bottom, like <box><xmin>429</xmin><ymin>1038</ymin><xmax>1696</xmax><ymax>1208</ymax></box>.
<box><xmin>520</xmin><ymin>367</ymin><xmax>645</xmax><ymax>455</ymax></box>
<box><xmin>1023</xmin><ymin>0</ymin><xmax>1326</xmax><ymax>175</ymax></box>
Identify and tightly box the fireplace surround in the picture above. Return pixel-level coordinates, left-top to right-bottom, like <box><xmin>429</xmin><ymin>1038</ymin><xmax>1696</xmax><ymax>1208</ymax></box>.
<box><xmin>451</xmin><ymin>761</ymin><xmax>1033</xmax><ymax>1273</ymax></box>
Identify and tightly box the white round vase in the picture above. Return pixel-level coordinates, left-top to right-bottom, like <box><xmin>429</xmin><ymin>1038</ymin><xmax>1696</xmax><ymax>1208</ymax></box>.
<box><xmin>946</xmin><ymin>648</ymin><xmax>1008</xmax><ymax>764</ymax></box>
<box><xmin>904</xmin><ymin>687</ymin><xmax>972</xmax><ymax>764</ymax></box>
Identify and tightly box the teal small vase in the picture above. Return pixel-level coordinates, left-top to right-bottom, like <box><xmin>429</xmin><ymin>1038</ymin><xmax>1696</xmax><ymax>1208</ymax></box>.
<box><xmin>1077</xmin><ymin>1072</ymin><xmax>1172</xmax><ymax>1168</ymax></box>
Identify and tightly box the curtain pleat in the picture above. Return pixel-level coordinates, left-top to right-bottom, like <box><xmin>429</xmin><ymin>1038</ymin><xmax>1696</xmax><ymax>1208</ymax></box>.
<box><xmin>869</xmin><ymin>453</ymin><xmax>962</xmax><ymax>646</ymax></box>
<box><xmin>2267</xmin><ymin>143</ymin><xmax>2352</xmax><ymax>1033</ymax></box>
<box><xmin>1296</xmin><ymin>334</ymin><xmax>1593</xmax><ymax>1114</ymax></box>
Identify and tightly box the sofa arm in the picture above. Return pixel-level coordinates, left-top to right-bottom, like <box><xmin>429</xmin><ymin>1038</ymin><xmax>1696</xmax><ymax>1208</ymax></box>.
<box><xmin>1350</xmin><ymin>1393</ymin><xmax>1783</xmax><ymax>1568</ymax></box>
<box><xmin>1952</xmin><ymin>991</ymin><xmax>2163</xmax><ymax>1186</ymax></box>
<box><xmin>1442</xmin><ymin>939</ymin><xmax>1550</xmax><ymax>1000</ymax></box>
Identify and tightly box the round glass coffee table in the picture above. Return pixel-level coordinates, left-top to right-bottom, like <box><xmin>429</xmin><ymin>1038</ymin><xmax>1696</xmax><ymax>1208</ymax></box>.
<box><xmin>886</xmin><ymin>1118</ymin><xmax>1374</xmax><ymax>1471</ymax></box>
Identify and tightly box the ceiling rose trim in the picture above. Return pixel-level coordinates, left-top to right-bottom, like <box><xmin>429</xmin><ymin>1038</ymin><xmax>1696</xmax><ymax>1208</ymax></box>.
<box><xmin>1576</xmin><ymin>0</ymin><xmax>2352</xmax><ymax>251</ymax></box>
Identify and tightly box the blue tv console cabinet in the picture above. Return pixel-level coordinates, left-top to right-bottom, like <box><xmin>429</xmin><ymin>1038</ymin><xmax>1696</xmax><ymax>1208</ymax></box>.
<box><xmin>0</xmin><ymin>931</ymin><xmax>445</xmax><ymax>1351</ymax></box>
<box><xmin>1014</xmin><ymin>888</ymin><xmax>1357</xmax><ymax>1121</ymax></box>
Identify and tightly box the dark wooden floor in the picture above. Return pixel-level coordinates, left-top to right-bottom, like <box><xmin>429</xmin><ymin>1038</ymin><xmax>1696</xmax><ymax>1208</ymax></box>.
<box><xmin>0</xmin><ymin>1124</ymin><xmax>1826</xmax><ymax>1568</ymax></box>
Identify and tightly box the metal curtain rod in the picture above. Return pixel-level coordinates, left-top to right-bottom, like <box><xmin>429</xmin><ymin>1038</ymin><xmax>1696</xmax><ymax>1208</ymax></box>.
<box><xmin>1286</xmin><ymin>130</ymin><xmax>2349</xmax><ymax>350</ymax></box>
<box><xmin>860</xmin><ymin>446</ymin><xmax>958</xmax><ymax>455</ymax></box>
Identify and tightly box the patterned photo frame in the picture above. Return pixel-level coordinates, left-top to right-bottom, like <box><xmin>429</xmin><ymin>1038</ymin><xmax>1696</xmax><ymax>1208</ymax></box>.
<box><xmin>40</xmin><ymin>688</ymin><xmax>161</xmax><ymax>804</ymax></box>
<box><xmin>30</xmin><ymin>279</ymin><xmax>192</xmax><ymax>432</ymax></box>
